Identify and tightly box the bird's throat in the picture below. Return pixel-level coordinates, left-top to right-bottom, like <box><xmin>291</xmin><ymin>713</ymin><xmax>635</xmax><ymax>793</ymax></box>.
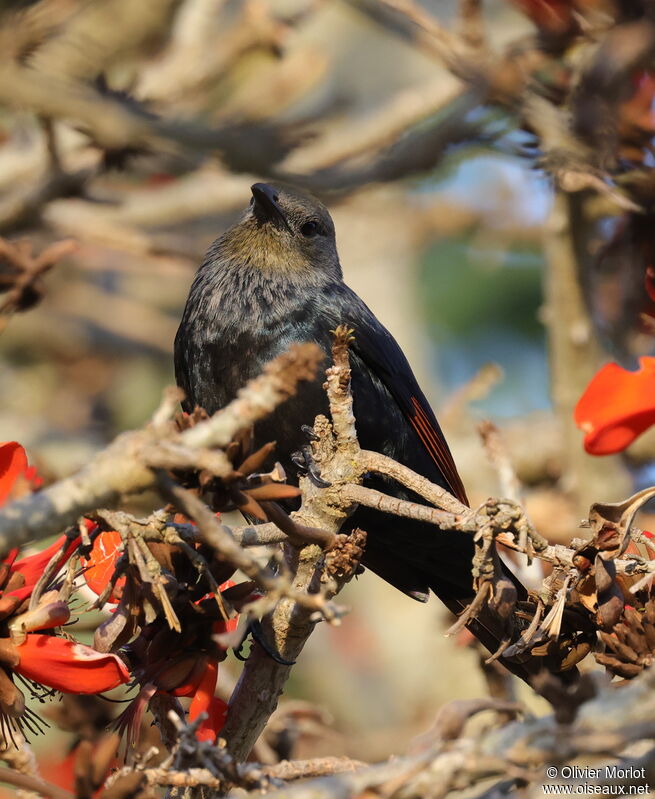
<box><xmin>222</xmin><ymin>220</ymin><xmax>308</xmax><ymax>275</ymax></box>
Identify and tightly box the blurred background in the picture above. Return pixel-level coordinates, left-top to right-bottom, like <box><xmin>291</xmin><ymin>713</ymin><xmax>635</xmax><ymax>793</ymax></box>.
<box><xmin>1</xmin><ymin>0</ymin><xmax>653</xmax><ymax>778</ymax></box>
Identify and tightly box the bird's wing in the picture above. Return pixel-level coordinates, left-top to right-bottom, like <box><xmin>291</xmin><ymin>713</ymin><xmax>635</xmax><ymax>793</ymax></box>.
<box><xmin>335</xmin><ymin>290</ymin><xmax>469</xmax><ymax>506</ymax></box>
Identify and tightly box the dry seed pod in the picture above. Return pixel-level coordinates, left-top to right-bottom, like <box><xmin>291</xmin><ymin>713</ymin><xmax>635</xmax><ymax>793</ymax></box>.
<box><xmin>559</xmin><ymin>641</ymin><xmax>592</xmax><ymax>670</ymax></box>
<box><xmin>597</xmin><ymin>593</ymin><xmax>624</xmax><ymax>630</ymax></box>
<box><xmin>595</xmin><ymin>653</ymin><xmax>642</xmax><ymax>678</ymax></box>
<box><xmin>643</xmin><ymin>619</ymin><xmax>655</xmax><ymax>651</ymax></box>
<box><xmin>600</xmin><ymin>630</ymin><xmax>639</xmax><ymax>662</ymax></box>
<box><xmin>595</xmin><ymin>556</ymin><xmax>624</xmax><ymax>630</ymax></box>
<box><xmin>616</xmin><ymin>618</ymin><xmax>648</xmax><ymax>655</ymax></box>
<box><xmin>238</xmin><ymin>442</ymin><xmax>277</xmax><ymax>476</ymax></box>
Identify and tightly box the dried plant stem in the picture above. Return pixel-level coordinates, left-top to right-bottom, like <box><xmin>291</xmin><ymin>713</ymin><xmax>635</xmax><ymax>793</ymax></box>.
<box><xmin>221</xmin><ymin>328</ymin><xmax>363</xmax><ymax>762</ymax></box>
<box><xmin>222</xmin><ymin>666</ymin><xmax>655</xmax><ymax>799</ymax></box>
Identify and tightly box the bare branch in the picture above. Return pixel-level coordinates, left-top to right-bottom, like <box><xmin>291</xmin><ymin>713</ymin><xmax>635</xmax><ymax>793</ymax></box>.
<box><xmin>0</xmin><ymin>343</ymin><xmax>323</xmax><ymax>554</ymax></box>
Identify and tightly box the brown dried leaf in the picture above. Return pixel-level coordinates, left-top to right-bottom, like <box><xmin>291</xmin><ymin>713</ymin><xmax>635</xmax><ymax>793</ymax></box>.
<box><xmin>588</xmin><ymin>487</ymin><xmax>655</xmax><ymax>557</ymax></box>
<box><xmin>91</xmin><ymin>733</ymin><xmax>121</xmax><ymax>788</ymax></box>
<box><xmin>617</xmin><ymin>613</ymin><xmax>648</xmax><ymax>655</ymax></box>
<box><xmin>643</xmin><ymin>608</ymin><xmax>655</xmax><ymax>650</ymax></box>
<box><xmin>244</xmin><ymin>483</ymin><xmax>301</xmax><ymax>501</ymax></box>
<box><xmin>597</xmin><ymin>592</ymin><xmax>624</xmax><ymax>631</ymax></box>
<box><xmin>260</xmin><ymin>500</ymin><xmax>336</xmax><ymax>547</ymax></box>
<box><xmin>600</xmin><ymin>630</ymin><xmax>639</xmax><ymax>662</ymax></box>
<box><xmin>238</xmin><ymin>441</ymin><xmax>277</xmax><ymax>476</ymax></box>
<box><xmin>232</xmin><ymin>488</ymin><xmax>267</xmax><ymax>521</ymax></box>
<box><xmin>595</xmin><ymin>652</ymin><xmax>643</xmax><ymax>678</ymax></box>
<box><xmin>559</xmin><ymin>641</ymin><xmax>592</xmax><ymax>671</ymax></box>
<box><xmin>576</xmin><ymin>573</ymin><xmax>597</xmax><ymax>613</ymax></box>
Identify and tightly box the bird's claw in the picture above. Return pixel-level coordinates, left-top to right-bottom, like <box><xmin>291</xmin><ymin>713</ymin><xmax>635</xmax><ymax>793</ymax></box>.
<box><xmin>233</xmin><ymin>637</ymin><xmax>249</xmax><ymax>661</ymax></box>
<box><xmin>291</xmin><ymin>445</ymin><xmax>331</xmax><ymax>488</ymax></box>
<box><xmin>300</xmin><ymin>424</ymin><xmax>320</xmax><ymax>442</ymax></box>
<box><xmin>290</xmin><ymin>447</ymin><xmax>308</xmax><ymax>471</ymax></box>
<box><xmin>233</xmin><ymin>620</ymin><xmax>296</xmax><ymax>665</ymax></box>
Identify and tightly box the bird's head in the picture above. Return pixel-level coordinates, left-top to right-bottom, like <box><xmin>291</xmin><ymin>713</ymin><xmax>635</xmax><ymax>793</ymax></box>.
<box><xmin>219</xmin><ymin>182</ymin><xmax>341</xmax><ymax>279</ymax></box>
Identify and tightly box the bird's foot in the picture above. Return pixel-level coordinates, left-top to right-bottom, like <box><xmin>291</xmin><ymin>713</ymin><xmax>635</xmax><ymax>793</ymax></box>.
<box><xmin>291</xmin><ymin>444</ymin><xmax>331</xmax><ymax>488</ymax></box>
<box><xmin>234</xmin><ymin>620</ymin><xmax>296</xmax><ymax>665</ymax></box>
<box><xmin>300</xmin><ymin>424</ymin><xmax>320</xmax><ymax>441</ymax></box>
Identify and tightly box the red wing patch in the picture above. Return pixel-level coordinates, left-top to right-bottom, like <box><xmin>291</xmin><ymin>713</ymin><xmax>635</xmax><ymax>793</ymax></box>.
<box><xmin>408</xmin><ymin>396</ymin><xmax>469</xmax><ymax>506</ymax></box>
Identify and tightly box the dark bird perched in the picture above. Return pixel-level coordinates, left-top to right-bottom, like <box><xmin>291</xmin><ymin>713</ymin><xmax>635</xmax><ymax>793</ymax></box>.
<box><xmin>174</xmin><ymin>183</ymin><xmax>543</xmax><ymax>680</ymax></box>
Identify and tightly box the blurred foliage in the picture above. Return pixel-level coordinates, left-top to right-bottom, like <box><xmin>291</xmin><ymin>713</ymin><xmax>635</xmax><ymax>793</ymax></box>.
<box><xmin>421</xmin><ymin>234</ymin><xmax>543</xmax><ymax>338</ymax></box>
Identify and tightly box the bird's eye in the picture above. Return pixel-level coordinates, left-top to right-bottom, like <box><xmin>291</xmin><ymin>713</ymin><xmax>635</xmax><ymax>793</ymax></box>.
<box><xmin>300</xmin><ymin>220</ymin><xmax>319</xmax><ymax>237</ymax></box>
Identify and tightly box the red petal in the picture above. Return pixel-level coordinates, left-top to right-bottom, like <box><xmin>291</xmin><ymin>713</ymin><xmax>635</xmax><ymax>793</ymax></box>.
<box><xmin>12</xmin><ymin>534</ymin><xmax>81</xmax><ymax>594</ymax></box>
<box><xmin>14</xmin><ymin>634</ymin><xmax>130</xmax><ymax>693</ymax></box>
<box><xmin>84</xmin><ymin>530</ymin><xmax>125</xmax><ymax>600</ymax></box>
<box><xmin>23</xmin><ymin>466</ymin><xmax>42</xmax><ymax>490</ymax></box>
<box><xmin>217</xmin><ymin>580</ymin><xmax>239</xmax><ymax>635</ymax></box>
<box><xmin>37</xmin><ymin>749</ymin><xmax>76</xmax><ymax>793</ymax></box>
<box><xmin>0</xmin><ymin>443</ymin><xmax>28</xmax><ymax>506</ymax></box>
<box><xmin>574</xmin><ymin>358</ymin><xmax>655</xmax><ymax>454</ymax></box>
<box><xmin>189</xmin><ymin>660</ymin><xmax>227</xmax><ymax>742</ymax></box>
<box><xmin>189</xmin><ymin>660</ymin><xmax>218</xmax><ymax>741</ymax></box>
<box><xmin>196</xmin><ymin>697</ymin><xmax>229</xmax><ymax>743</ymax></box>
<box><xmin>213</xmin><ymin>617</ymin><xmax>239</xmax><ymax>637</ymax></box>
<box><xmin>168</xmin><ymin>656</ymin><xmax>209</xmax><ymax>697</ymax></box>
<box><xmin>188</xmin><ymin>660</ymin><xmax>217</xmax><ymax>719</ymax></box>
<box><xmin>5</xmin><ymin>584</ymin><xmax>36</xmax><ymax>604</ymax></box>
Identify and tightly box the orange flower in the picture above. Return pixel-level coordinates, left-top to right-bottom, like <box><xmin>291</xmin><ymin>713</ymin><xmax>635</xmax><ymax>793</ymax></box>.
<box><xmin>0</xmin><ymin>441</ymin><xmax>40</xmax><ymax>505</ymax></box>
<box><xmin>575</xmin><ymin>357</ymin><xmax>655</xmax><ymax>454</ymax></box>
<box><xmin>189</xmin><ymin>659</ymin><xmax>229</xmax><ymax>743</ymax></box>
<box><xmin>12</xmin><ymin>635</ymin><xmax>130</xmax><ymax>693</ymax></box>
<box><xmin>9</xmin><ymin>534</ymin><xmax>81</xmax><ymax>603</ymax></box>
<box><xmin>78</xmin><ymin>499</ymin><xmax>241</xmax><ymax>746</ymax></box>
<box><xmin>0</xmin><ymin>441</ymin><xmax>131</xmax><ymax>735</ymax></box>
<box><xmin>116</xmin><ymin>584</ymin><xmax>240</xmax><ymax>745</ymax></box>
<box><xmin>84</xmin><ymin>528</ymin><xmax>126</xmax><ymax>601</ymax></box>
<box><xmin>187</xmin><ymin>616</ymin><xmax>238</xmax><ymax>743</ymax></box>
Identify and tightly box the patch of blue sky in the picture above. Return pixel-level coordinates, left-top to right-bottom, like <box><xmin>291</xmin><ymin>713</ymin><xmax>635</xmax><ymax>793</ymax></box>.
<box><xmin>434</xmin><ymin>327</ymin><xmax>551</xmax><ymax>417</ymax></box>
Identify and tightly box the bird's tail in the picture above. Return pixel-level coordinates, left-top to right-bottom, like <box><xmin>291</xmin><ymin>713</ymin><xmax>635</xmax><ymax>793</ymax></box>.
<box><xmin>444</xmin><ymin>596</ymin><xmax>545</xmax><ymax>684</ymax></box>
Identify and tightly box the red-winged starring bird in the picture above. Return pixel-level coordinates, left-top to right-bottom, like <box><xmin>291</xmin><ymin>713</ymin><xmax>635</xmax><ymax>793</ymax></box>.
<box><xmin>175</xmin><ymin>182</ymin><xmax>546</xmax><ymax>681</ymax></box>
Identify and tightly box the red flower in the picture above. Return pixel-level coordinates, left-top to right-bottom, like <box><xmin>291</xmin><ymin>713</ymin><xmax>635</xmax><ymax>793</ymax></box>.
<box><xmin>83</xmin><ymin>504</ymin><xmax>239</xmax><ymax>744</ymax></box>
<box><xmin>186</xmin><ymin>615</ymin><xmax>238</xmax><ymax>743</ymax></box>
<box><xmin>115</xmin><ymin>585</ymin><xmax>240</xmax><ymax>745</ymax></box>
<box><xmin>0</xmin><ymin>441</ymin><xmax>40</xmax><ymax>505</ymax></box>
<box><xmin>189</xmin><ymin>659</ymin><xmax>228</xmax><ymax>743</ymax></box>
<box><xmin>9</xmin><ymin>534</ymin><xmax>81</xmax><ymax>603</ymax></box>
<box><xmin>574</xmin><ymin>357</ymin><xmax>655</xmax><ymax>454</ymax></box>
<box><xmin>0</xmin><ymin>441</ymin><xmax>131</xmax><ymax>734</ymax></box>
<box><xmin>84</xmin><ymin>528</ymin><xmax>126</xmax><ymax>602</ymax></box>
<box><xmin>13</xmin><ymin>635</ymin><xmax>129</xmax><ymax>693</ymax></box>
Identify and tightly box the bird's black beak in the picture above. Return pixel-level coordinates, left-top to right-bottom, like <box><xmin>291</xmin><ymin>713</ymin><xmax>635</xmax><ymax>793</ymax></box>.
<box><xmin>251</xmin><ymin>183</ymin><xmax>293</xmax><ymax>233</ymax></box>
